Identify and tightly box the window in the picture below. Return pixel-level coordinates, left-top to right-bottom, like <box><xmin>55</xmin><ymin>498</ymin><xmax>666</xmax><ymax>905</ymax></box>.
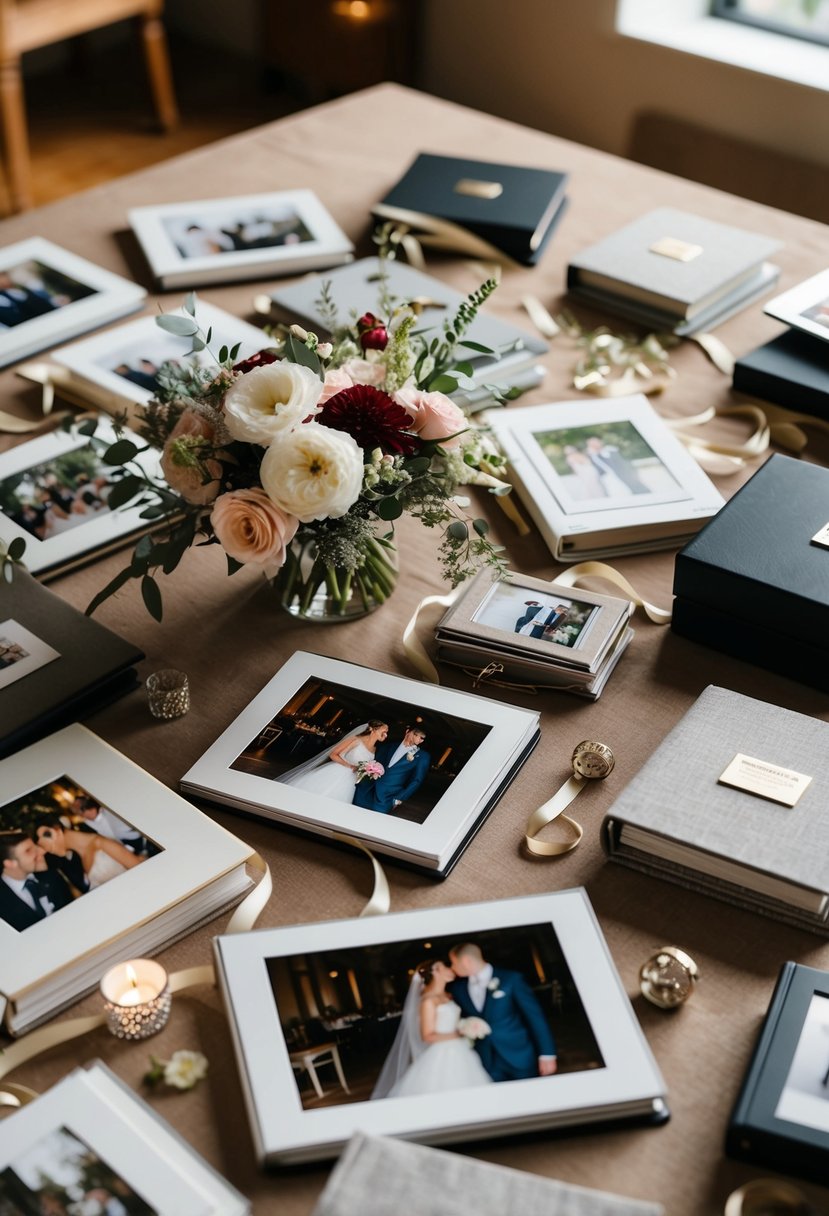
<box><xmin>713</xmin><ymin>0</ymin><xmax>829</xmax><ymax>47</ymax></box>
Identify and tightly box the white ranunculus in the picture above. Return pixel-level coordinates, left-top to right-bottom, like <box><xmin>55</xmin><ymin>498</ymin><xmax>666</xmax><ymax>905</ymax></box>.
<box><xmin>162</xmin><ymin>1049</ymin><xmax>209</xmax><ymax>1090</ymax></box>
<box><xmin>260</xmin><ymin>423</ymin><xmax>364</xmax><ymax>522</ymax></box>
<box><xmin>223</xmin><ymin>361</ymin><xmax>323</xmax><ymax>445</ymax></box>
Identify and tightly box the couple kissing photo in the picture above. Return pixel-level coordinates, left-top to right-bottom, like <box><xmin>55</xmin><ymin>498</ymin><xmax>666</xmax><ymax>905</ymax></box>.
<box><xmin>231</xmin><ymin>675</ymin><xmax>491</xmax><ymax>824</ymax></box>
<box><xmin>270</xmin><ymin>922</ymin><xmax>603</xmax><ymax>1110</ymax></box>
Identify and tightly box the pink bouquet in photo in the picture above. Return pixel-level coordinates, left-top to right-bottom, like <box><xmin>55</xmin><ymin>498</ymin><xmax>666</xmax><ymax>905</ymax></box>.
<box><xmin>355</xmin><ymin>759</ymin><xmax>385</xmax><ymax>784</ymax></box>
<box><xmin>457</xmin><ymin>1015</ymin><xmax>492</xmax><ymax>1043</ymax></box>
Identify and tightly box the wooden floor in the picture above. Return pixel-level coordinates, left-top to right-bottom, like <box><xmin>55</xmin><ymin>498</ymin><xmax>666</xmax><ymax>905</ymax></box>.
<box><xmin>5</xmin><ymin>34</ymin><xmax>300</xmax><ymax>214</ymax></box>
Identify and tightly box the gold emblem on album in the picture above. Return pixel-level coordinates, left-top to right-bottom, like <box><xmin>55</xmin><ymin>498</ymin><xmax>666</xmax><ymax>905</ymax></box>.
<box><xmin>810</xmin><ymin>521</ymin><xmax>829</xmax><ymax>550</ymax></box>
<box><xmin>453</xmin><ymin>178</ymin><xmax>503</xmax><ymax>200</ymax></box>
<box><xmin>649</xmin><ymin>236</ymin><xmax>703</xmax><ymax>262</ymax></box>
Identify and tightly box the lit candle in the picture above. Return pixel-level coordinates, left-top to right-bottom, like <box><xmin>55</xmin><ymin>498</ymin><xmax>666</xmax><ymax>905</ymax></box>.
<box><xmin>100</xmin><ymin>959</ymin><xmax>171</xmax><ymax>1040</ymax></box>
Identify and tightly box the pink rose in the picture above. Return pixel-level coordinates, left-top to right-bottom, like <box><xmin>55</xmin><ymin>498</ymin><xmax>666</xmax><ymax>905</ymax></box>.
<box><xmin>160</xmin><ymin>410</ymin><xmax>223</xmax><ymax>505</ymax></box>
<box><xmin>340</xmin><ymin>357</ymin><xmax>387</xmax><ymax>387</ymax></box>
<box><xmin>317</xmin><ymin>368</ymin><xmax>354</xmax><ymax>406</ymax></box>
<box><xmin>211</xmin><ymin>488</ymin><xmax>299</xmax><ymax>578</ymax></box>
<box><xmin>393</xmin><ymin>388</ymin><xmax>468</xmax><ymax>448</ymax></box>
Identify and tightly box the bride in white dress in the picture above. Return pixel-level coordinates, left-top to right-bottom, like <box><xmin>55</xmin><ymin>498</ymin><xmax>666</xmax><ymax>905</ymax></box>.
<box><xmin>372</xmin><ymin>960</ymin><xmax>493</xmax><ymax>1099</ymax></box>
<box><xmin>279</xmin><ymin>720</ymin><xmax>389</xmax><ymax>803</ymax></box>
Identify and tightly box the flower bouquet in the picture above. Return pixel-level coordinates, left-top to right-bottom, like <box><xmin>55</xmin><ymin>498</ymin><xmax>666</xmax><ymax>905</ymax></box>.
<box><xmin>88</xmin><ymin>258</ymin><xmax>518</xmax><ymax>623</ymax></box>
<box><xmin>457</xmin><ymin>1015</ymin><xmax>492</xmax><ymax>1044</ymax></box>
<box><xmin>354</xmin><ymin>759</ymin><xmax>385</xmax><ymax>784</ymax></box>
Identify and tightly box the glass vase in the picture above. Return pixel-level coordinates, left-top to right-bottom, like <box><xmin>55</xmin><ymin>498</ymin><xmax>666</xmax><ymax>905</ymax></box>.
<box><xmin>272</xmin><ymin>524</ymin><xmax>398</xmax><ymax>623</ymax></box>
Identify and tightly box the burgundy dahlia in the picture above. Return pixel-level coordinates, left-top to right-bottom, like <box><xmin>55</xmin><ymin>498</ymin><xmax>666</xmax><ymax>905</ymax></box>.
<box><xmin>318</xmin><ymin>384</ymin><xmax>421</xmax><ymax>456</ymax></box>
<box><xmin>232</xmin><ymin>349</ymin><xmax>279</xmax><ymax>375</ymax></box>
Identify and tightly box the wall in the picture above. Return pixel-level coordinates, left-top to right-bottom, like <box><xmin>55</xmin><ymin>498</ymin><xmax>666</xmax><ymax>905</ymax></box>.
<box><xmin>417</xmin><ymin>0</ymin><xmax>829</xmax><ymax>170</ymax></box>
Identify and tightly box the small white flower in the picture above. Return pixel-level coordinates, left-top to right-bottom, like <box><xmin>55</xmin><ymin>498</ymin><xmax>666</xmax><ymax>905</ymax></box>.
<box><xmin>224</xmin><ymin>361</ymin><xmax>322</xmax><ymax>445</ymax></box>
<box><xmin>260</xmin><ymin>422</ymin><xmax>363</xmax><ymax>522</ymax></box>
<box><xmin>289</xmin><ymin>324</ymin><xmax>309</xmax><ymax>341</ymax></box>
<box><xmin>162</xmin><ymin>1049</ymin><xmax>209</xmax><ymax>1090</ymax></box>
<box><xmin>317</xmin><ymin>342</ymin><xmax>333</xmax><ymax>359</ymax></box>
<box><xmin>487</xmin><ymin>977</ymin><xmax>501</xmax><ymax>992</ymax></box>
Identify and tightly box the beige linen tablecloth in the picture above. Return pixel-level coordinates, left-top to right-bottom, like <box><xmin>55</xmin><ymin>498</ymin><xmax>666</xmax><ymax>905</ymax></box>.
<box><xmin>1</xmin><ymin>85</ymin><xmax>828</xmax><ymax>1214</ymax></box>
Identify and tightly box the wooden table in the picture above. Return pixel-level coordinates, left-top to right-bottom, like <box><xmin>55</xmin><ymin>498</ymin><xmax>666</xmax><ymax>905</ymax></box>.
<box><xmin>2</xmin><ymin>84</ymin><xmax>828</xmax><ymax>1214</ymax></box>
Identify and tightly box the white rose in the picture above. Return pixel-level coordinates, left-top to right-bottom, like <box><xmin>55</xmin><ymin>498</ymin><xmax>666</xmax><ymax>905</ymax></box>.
<box><xmin>260</xmin><ymin>422</ymin><xmax>363</xmax><ymax>522</ymax></box>
<box><xmin>162</xmin><ymin>1049</ymin><xmax>208</xmax><ymax>1090</ymax></box>
<box><xmin>223</xmin><ymin>361</ymin><xmax>323</xmax><ymax>445</ymax></box>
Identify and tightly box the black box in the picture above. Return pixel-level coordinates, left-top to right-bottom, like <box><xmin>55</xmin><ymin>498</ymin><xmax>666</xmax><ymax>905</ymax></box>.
<box><xmin>672</xmin><ymin>454</ymin><xmax>829</xmax><ymax>691</ymax></box>
<box><xmin>733</xmin><ymin>329</ymin><xmax>829</xmax><ymax>419</ymax></box>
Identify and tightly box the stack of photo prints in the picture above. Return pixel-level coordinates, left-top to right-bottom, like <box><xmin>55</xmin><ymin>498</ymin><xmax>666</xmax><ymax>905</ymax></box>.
<box><xmin>436</xmin><ymin>569</ymin><xmax>634</xmax><ymax>699</ymax></box>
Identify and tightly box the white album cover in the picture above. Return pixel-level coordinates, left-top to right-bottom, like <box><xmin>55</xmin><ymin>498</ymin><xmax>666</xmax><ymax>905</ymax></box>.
<box><xmin>52</xmin><ymin>300</ymin><xmax>271</xmax><ymax>409</ymax></box>
<box><xmin>764</xmin><ymin>267</ymin><xmax>829</xmax><ymax>344</ymax></box>
<box><xmin>0</xmin><ymin>237</ymin><xmax>145</xmax><ymax>368</ymax></box>
<box><xmin>0</xmin><ymin>1062</ymin><xmax>248</xmax><ymax>1214</ymax></box>
<box><xmin>181</xmin><ymin>651</ymin><xmax>539</xmax><ymax>872</ymax></box>
<box><xmin>129</xmin><ymin>190</ymin><xmax>354</xmax><ymax>287</ymax></box>
<box><xmin>0</xmin><ymin>415</ymin><xmax>164</xmax><ymax>576</ymax></box>
<box><xmin>214</xmin><ymin>889</ymin><xmax>667</xmax><ymax>1164</ymax></box>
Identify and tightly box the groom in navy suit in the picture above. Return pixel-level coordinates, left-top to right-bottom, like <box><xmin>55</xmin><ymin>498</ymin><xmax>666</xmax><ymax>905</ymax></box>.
<box><xmin>353</xmin><ymin>726</ymin><xmax>430</xmax><ymax>814</ymax></box>
<box><xmin>449</xmin><ymin>942</ymin><xmax>557</xmax><ymax>1081</ymax></box>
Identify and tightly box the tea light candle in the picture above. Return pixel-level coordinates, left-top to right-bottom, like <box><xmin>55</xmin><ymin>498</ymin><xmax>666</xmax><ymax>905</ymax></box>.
<box><xmin>100</xmin><ymin>959</ymin><xmax>172</xmax><ymax>1040</ymax></box>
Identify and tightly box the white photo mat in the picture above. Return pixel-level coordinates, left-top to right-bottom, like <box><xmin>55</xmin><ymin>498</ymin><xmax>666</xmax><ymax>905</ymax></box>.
<box><xmin>0</xmin><ymin>237</ymin><xmax>146</xmax><ymax>368</ymax></box>
<box><xmin>0</xmin><ymin>415</ymin><xmax>164</xmax><ymax>575</ymax></box>
<box><xmin>0</xmin><ymin>618</ymin><xmax>60</xmax><ymax>689</ymax></box>
<box><xmin>0</xmin><ymin>724</ymin><xmax>252</xmax><ymax>997</ymax></box>
<box><xmin>0</xmin><ymin>1063</ymin><xmax>248</xmax><ymax>1215</ymax></box>
<box><xmin>51</xmin><ymin>300</ymin><xmax>271</xmax><ymax>409</ymax></box>
<box><xmin>215</xmin><ymin>889</ymin><xmax>666</xmax><ymax>1163</ymax></box>
<box><xmin>181</xmin><ymin>652</ymin><xmax>539</xmax><ymax>867</ymax></box>
<box><xmin>129</xmin><ymin>190</ymin><xmax>353</xmax><ymax>283</ymax></box>
<box><xmin>764</xmin><ymin>267</ymin><xmax>829</xmax><ymax>344</ymax></box>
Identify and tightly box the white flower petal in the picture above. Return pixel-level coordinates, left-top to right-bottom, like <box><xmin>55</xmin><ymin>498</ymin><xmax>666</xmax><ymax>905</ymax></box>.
<box><xmin>223</xmin><ymin>361</ymin><xmax>322</xmax><ymax>445</ymax></box>
<box><xmin>260</xmin><ymin>422</ymin><xmax>363</xmax><ymax>523</ymax></box>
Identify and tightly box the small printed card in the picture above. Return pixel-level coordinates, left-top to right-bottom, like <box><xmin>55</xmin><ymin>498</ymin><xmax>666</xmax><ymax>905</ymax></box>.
<box><xmin>718</xmin><ymin>752</ymin><xmax>813</xmax><ymax>808</ymax></box>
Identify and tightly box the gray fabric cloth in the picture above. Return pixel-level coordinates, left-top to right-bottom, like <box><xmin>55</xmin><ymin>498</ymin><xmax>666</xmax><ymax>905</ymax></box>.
<box><xmin>312</xmin><ymin>1133</ymin><xmax>664</xmax><ymax>1216</ymax></box>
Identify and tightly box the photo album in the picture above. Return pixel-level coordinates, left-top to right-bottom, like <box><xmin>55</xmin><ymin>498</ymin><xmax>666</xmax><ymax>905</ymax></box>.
<box><xmin>0</xmin><ymin>569</ymin><xmax>143</xmax><ymax>760</ymax></box>
<box><xmin>0</xmin><ymin>237</ymin><xmax>146</xmax><ymax>367</ymax></box>
<box><xmin>727</xmin><ymin>961</ymin><xmax>829</xmax><ymax>1187</ymax></box>
<box><xmin>0</xmin><ymin>1062</ymin><xmax>249</xmax><ymax>1214</ymax></box>
<box><xmin>764</xmin><ymin>267</ymin><xmax>829</xmax><ymax>344</ymax></box>
<box><xmin>435</xmin><ymin>569</ymin><xmax>634</xmax><ymax>699</ymax></box>
<box><xmin>0</xmin><ymin>724</ymin><xmax>254</xmax><ymax>1035</ymax></box>
<box><xmin>213</xmin><ymin>889</ymin><xmax>668</xmax><ymax>1165</ymax></box>
<box><xmin>486</xmin><ymin>394</ymin><xmax>723</xmax><ymax>561</ymax></box>
<box><xmin>181</xmin><ymin>652</ymin><xmax>540</xmax><ymax>878</ymax></box>
<box><xmin>267</xmin><ymin>256</ymin><xmax>549</xmax><ymax>405</ymax></box>
<box><xmin>49</xmin><ymin>300</ymin><xmax>271</xmax><ymax>422</ymax></box>
<box><xmin>128</xmin><ymin>190</ymin><xmax>354</xmax><ymax>288</ymax></box>
<box><xmin>0</xmin><ymin>415</ymin><xmax>165</xmax><ymax>579</ymax></box>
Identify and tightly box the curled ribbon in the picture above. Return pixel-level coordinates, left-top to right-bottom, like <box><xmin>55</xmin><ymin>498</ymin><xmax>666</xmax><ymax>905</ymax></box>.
<box><xmin>524</xmin><ymin>775</ymin><xmax>585</xmax><ymax>858</ymax></box>
<box><xmin>333</xmin><ymin>833</ymin><xmax>391</xmax><ymax>917</ymax></box>
<box><xmin>373</xmin><ymin>207</ymin><xmax>519</xmax><ymax>271</ymax></box>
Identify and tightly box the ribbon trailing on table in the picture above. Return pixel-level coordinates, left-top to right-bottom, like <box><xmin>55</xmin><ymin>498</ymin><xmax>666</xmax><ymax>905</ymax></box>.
<box><xmin>542</xmin><ymin>561</ymin><xmax>673</xmax><ymax>625</ymax></box>
<box><xmin>524</xmin><ymin>776</ymin><xmax>585</xmax><ymax>858</ymax></box>
<box><xmin>374</xmin><ymin>210</ymin><xmax>520</xmax><ymax>272</ymax></box>
<box><xmin>0</xmin><ymin>852</ymin><xmax>272</xmax><ymax>1104</ymax></box>
<box><xmin>0</xmin><ymin>362</ymin><xmax>78</xmax><ymax>434</ymax></box>
<box><xmin>402</xmin><ymin>589</ymin><xmax>460</xmax><ymax>684</ymax></box>
<box><xmin>333</xmin><ymin>833</ymin><xmax>391</xmax><ymax>917</ymax></box>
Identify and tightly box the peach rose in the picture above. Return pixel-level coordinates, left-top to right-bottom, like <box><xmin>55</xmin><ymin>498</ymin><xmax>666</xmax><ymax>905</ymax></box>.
<box><xmin>160</xmin><ymin>409</ymin><xmax>223</xmax><ymax>505</ymax></box>
<box><xmin>211</xmin><ymin>488</ymin><xmax>299</xmax><ymax>578</ymax></box>
<box><xmin>317</xmin><ymin>367</ymin><xmax>354</xmax><ymax>406</ymax></box>
<box><xmin>340</xmin><ymin>356</ymin><xmax>387</xmax><ymax>387</ymax></box>
<box><xmin>393</xmin><ymin>388</ymin><xmax>468</xmax><ymax>448</ymax></box>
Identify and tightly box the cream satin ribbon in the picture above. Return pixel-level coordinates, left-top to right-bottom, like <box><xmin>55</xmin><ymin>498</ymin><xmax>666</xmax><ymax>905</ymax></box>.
<box><xmin>0</xmin><ymin>853</ymin><xmax>272</xmax><ymax>1102</ymax></box>
<box><xmin>374</xmin><ymin>208</ymin><xmax>520</xmax><ymax>271</ymax></box>
<box><xmin>333</xmin><ymin>833</ymin><xmax>391</xmax><ymax>917</ymax></box>
<box><xmin>724</xmin><ymin>1178</ymin><xmax>813</xmax><ymax>1215</ymax></box>
<box><xmin>0</xmin><ymin>361</ymin><xmax>77</xmax><ymax>433</ymax></box>
<box><xmin>554</xmin><ymin>562</ymin><xmax>673</xmax><ymax>625</ymax></box>
<box><xmin>403</xmin><ymin>589</ymin><xmax>459</xmax><ymax>683</ymax></box>
<box><xmin>524</xmin><ymin>775</ymin><xmax>585</xmax><ymax>857</ymax></box>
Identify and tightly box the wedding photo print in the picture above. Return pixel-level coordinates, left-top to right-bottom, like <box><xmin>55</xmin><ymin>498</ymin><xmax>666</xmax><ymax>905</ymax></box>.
<box><xmin>775</xmin><ymin>993</ymin><xmax>829</xmax><ymax>1136</ymax></box>
<box><xmin>473</xmin><ymin>582</ymin><xmax>598</xmax><ymax>650</ymax></box>
<box><xmin>162</xmin><ymin>201</ymin><xmax>314</xmax><ymax>260</ymax></box>
<box><xmin>530</xmin><ymin>420</ymin><xmax>681</xmax><ymax>512</ymax></box>
<box><xmin>0</xmin><ymin>1125</ymin><xmax>157</xmax><ymax>1216</ymax></box>
<box><xmin>229</xmin><ymin>676</ymin><xmax>492</xmax><ymax>823</ymax></box>
<box><xmin>269</xmin><ymin>922</ymin><xmax>603</xmax><ymax>1110</ymax></box>
<box><xmin>0</xmin><ymin>775</ymin><xmax>161</xmax><ymax>932</ymax></box>
<box><xmin>0</xmin><ymin>257</ymin><xmax>96</xmax><ymax>329</ymax></box>
<box><xmin>0</xmin><ymin>619</ymin><xmax>59</xmax><ymax>691</ymax></box>
<box><xmin>0</xmin><ymin>438</ymin><xmax>130</xmax><ymax>543</ymax></box>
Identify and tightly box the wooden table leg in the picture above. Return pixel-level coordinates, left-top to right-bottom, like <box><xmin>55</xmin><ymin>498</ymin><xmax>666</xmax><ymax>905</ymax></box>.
<box><xmin>331</xmin><ymin>1045</ymin><xmax>350</xmax><ymax>1093</ymax></box>
<box><xmin>139</xmin><ymin>13</ymin><xmax>179</xmax><ymax>131</ymax></box>
<box><xmin>0</xmin><ymin>56</ymin><xmax>31</xmax><ymax>212</ymax></box>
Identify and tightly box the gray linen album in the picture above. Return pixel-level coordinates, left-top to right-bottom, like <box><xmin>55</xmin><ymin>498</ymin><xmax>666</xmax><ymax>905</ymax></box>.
<box><xmin>313</xmin><ymin>1133</ymin><xmax>664</xmax><ymax>1216</ymax></box>
<box><xmin>601</xmin><ymin>685</ymin><xmax>829</xmax><ymax>930</ymax></box>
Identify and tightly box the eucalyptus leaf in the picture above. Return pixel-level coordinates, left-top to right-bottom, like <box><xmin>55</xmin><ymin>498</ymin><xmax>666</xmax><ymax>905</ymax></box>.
<box><xmin>7</xmin><ymin>536</ymin><xmax>26</xmax><ymax>561</ymax></box>
<box><xmin>156</xmin><ymin>314</ymin><xmax>200</xmax><ymax>338</ymax></box>
<box><xmin>447</xmin><ymin>520</ymin><xmax>468</xmax><ymax>541</ymax></box>
<box><xmin>105</xmin><ymin>474</ymin><xmax>143</xmax><ymax>510</ymax></box>
<box><xmin>103</xmin><ymin>439</ymin><xmax>139</xmax><ymax>466</ymax></box>
<box><xmin>472</xmin><ymin>518</ymin><xmax>489</xmax><ymax>537</ymax></box>
<box><xmin>458</xmin><ymin>340</ymin><xmax>495</xmax><ymax>355</ymax></box>
<box><xmin>184</xmin><ymin>292</ymin><xmax>197</xmax><ymax>317</ymax></box>
<box><xmin>218</xmin><ymin>345</ymin><xmax>228</xmax><ymax>363</ymax></box>
<box><xmin>78</xmin><ymin>419</ymin><xmax>98</xmax><ymax>437</ymax></box>
<box><xmin>377</xmin><ymin>496</ymin><xmax>403</xmax><ymax>521</ymax></box>
<box><xmin>190</xmin><ymin>337</ymin><xmax>206</xmax><ymax>353</ymax></box>
<box><xmin>426</xmin><ymin>374</ymin><xmax>459</xmax><ymax>394</ymax></box>
<box><xmin>403</xmin><ymin>456</ymin><xmax>431</xmax><ymax>476</ymax></box>
<box><xmin>141</xmin><ymin>575</ymin><xmax>163</xmax><ymax>622</ymax></box>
